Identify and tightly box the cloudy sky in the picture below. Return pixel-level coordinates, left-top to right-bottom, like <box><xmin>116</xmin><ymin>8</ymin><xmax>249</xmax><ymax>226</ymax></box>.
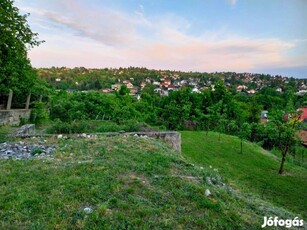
<box><xmin>16</xmin><ymin>0</ymin><xmax>307</xmax><ymax>78</ymax></box>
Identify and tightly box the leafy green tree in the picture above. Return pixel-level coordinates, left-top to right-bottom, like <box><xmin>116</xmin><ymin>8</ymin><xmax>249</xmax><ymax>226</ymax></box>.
<box><xmin>247</xmin><ymin>97</ymin><xmax>262</xmax><ymax>123</ymax></box>
<box><xmin>118</xmin><ymin>84</ymin><xmax>130</xmax><ymax>96</ymax></box>
<box><xmin>0</xmin><ymin>0</ymin><xmax>43</xmax><ymax>97</ymax></box>
<box><xmin>238</xmin><ymin>122</ymin><xmax>251</xmax><ymax>154</ymax></box>
<box><xmin>268</xmin><ymin>109</ymin><xmax>301</xmax><ymax>174</ymax></box>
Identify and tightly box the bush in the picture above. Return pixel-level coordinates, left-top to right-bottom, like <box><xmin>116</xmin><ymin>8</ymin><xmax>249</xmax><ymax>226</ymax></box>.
<box><xmin>29</xmin><ymin>102</ymin><xmax>49</xmax><ymax>125</ymax></box>
<box><xmin>31</xmin><ymin>148</ymin><xmax>43</xmax><ymax>156</ymax></box>
<box><xmin>46</xmin><ymin>120</ymin><xmax>72</xmax><ymax>134</ymax></box>
<box><xmin>121</xmin><ymin>120</ymin><xmax>142</xmax><ymax>132</ymax></box>
<box><xmin>95</xmin><ymin>122</ymin><xmax>121</xmax><ymax>132</ymax></box>
<box><xmin>46</xmin><ymin>120</ymin><xmax>143</xmax><ymax>134</ymax></box>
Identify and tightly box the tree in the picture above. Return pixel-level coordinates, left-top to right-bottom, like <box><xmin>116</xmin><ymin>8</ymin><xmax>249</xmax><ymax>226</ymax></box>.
<box><xmin>118</xmin><ymin>84</ymin><xmax>130</xmax><ymax>96</ymax></box>
<box><xmin>269</xmin><ymin>109</ymin><xmax>301</xmax><ymax>174</ymax></box>
<box><xmin>238</xmin><ymin>122</ymin><xmax>251</xmax><ymax>154</ymax></box>
<box><xmin>0</xmin><ymin>0</ymin><xmax>43</xmax><ymax>97</ymax></box>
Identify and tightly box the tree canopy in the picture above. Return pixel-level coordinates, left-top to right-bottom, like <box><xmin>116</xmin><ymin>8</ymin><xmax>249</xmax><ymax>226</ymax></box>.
<box><xmin>0</xmin><ymin>0</ymin><xmax>43</xmax><ymax>96</ymax></box>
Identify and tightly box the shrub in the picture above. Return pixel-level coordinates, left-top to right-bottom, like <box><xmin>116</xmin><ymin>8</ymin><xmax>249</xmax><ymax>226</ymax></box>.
<box><xmin>29</xmin><ymin>102</ymin><xmax>49</xmax><ymax>125</ymax></box>
<box><xmin>31</xmin><ymin>148</ymin><xmax>43</xmax><ymax>156</ymax></box>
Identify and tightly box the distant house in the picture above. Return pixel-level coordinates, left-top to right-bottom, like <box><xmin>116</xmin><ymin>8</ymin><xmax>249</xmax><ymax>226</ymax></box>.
<box><xmin>154</xmin><ymin>88</ymin><xmax>162</xmax><ymax>93</ymax></box>
<box><xmin>140</xmin><ymin>82</ymin><xmax>146</xmax><ymax>89</ymax></box>
<box><xmin>173</xmin><ymin>81</ymin><xmax>180</xmax><ymax>87</ymax></box>
<box><xmin>111</xmin><ymin>84</ymin><xmax>121</xmax><ymax>91</ymax></box>
<box><xmin>168</xmin><ymin>85</ymin><xmax>177</xmax><ymax>91</ymax></box>
<box><xmin>200</xmin><ymin>86</ymin><xmax>209</xmax><ymax>91</ymax></box>
<box><xmin>296</xmin><ymin>90</ymin><xmax>307</xmax><ymax>96</ymax></box>
<box><xmin>298</xmin><ymin>108</ymin><xmax>307</xmax><ymax>123</ymax></box>
<box><xmin>276</xmin><ymin>87</ymin><xmax>282</xmax><ymax>93</ymax></box>
<box><xmin>154</xmin><ymin>88</ymin><xmax>169</xmax><ymax>96</ymax></box>
<box><xmin>180</xmin><ymin>80</ymin><xmax>187</xmax><ymax>85</ymax></box>
<box><xmin>295</xmin><ymin>108</ymin><xmax>307</xmax><ymax>147</ymax></box>
<box><xmin>164</xmin><ymin>79</ymin><xmax>171</xmax><ymax>85</ymax></box>
<box><xmin>296</xmin><ymin>130</ymin><xmax>307</xmax><ymax>147</ymax></box>
<box><xmin>261</xmin><ymin>110</ymin><xmax>268</xmax><ymax>123</ymax></box>
<box><xmin>160</xmin><ymin>82</ymin><xmax>169</xmax><ymax>88</ymax></box>
<box><xmin>192</xmin><ymin>87</ymin><xmax>200</xmax><ymax>93</ymax></box>
<box><xmin>126</xmin><ymin>82</ymin><xmax>134</xmax><ymax>89</ymax></box>
<box><xmin>102</xmin><ymin>88</ymin><xmax>111</xmax><ymax>93</ymax></box>
<box><xmin>236</xmin><ymin>84</ymin><xmax>247</xmax><ymax>92</ymax></box>
<box><xmin>145</xmin><ymin>78</ymin><xmax>152</xmax><ymax>83</ymax></box>
<box><xmin>247</xmin><ymin>89</ymin><xmax>256</xmax><ymax>94</ymax></box>
<box><xmin>129</xmin><ymin>88</ymin><xmax>138</xmax><ymax>95</ymax></box>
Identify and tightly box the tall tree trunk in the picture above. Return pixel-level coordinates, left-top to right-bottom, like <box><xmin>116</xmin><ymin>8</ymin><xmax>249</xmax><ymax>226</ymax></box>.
<box><xmin>279</xmin><ymin>140</ymin><xmax>290</xmax><ymax>174</ymax></box>
<box><xmin>279</xmin><ymin>154</ymin><xmax>286</xmax><ymax>174</ymax></box>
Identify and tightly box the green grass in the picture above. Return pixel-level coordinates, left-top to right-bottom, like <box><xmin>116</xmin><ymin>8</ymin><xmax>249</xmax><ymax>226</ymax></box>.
<box><xmin>0</xmin><ymin>135</ymin><xmax>300</xmax><ymax>229</ymax></box>
<box><xmin>44</xmin><ymin>120</ymin><xmax>146</xmax><ymax>134</ymax></box>
<box><xmin>0</xmin><ymin>126</ymin><xmax>16</xmax><ymax>143</ymax></box>
<box><xmin>181</xmin><ymin>131</ymin><xmax>307</xmax><ymax>219</ymax></box>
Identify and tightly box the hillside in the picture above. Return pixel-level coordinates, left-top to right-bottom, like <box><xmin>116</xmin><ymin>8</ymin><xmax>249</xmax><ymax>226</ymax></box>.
<box><xmin>182</xmin><ymin>131</ymin><xmax>307</xmax><ymax>219</ymax></box>
<box><xmin>0</xmin><ymin>134</ymin><xmax>304</xmax><ymax>229</ymax></box>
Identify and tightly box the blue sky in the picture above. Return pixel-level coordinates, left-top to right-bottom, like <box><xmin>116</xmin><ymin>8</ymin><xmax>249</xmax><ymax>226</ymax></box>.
<box><xmin>15</xmin><ymin>0</ymin><xmax>307</xmax><ymax>78</ymax></box>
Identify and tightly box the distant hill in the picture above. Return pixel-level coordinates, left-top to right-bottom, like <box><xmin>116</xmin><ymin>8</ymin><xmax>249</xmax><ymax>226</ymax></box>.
<box><xmin>36</xmin><ymin>67</ymin><xmax>307</xmax><ymax>93</ymax></box>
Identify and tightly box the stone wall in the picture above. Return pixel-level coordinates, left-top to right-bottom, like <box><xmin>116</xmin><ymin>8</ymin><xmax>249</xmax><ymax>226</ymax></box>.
<box><xmin>0</xmin><ymin>109</ymin><xmax>31</xmax><ymax>126</ymax></box>
<box><xmin>129</xmin><ymin>132</ymin><xmax>181</xmax><ymax>153</ymax></box>
<box><xmin>9</xmin><ymin>124</ymin><xmax>36</xmax><ymax>136</ymax></box>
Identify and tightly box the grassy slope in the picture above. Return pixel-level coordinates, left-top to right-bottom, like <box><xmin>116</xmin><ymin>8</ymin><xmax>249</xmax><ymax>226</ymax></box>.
<box><xmin>181</xmin><ymin>131</ymin><xmax>307</xmax><ymax>219</ymax></box>
<box><xmin>0</xmin><ymin>135</ymin><xmax>300</xmax><ymax>229</ymax></box>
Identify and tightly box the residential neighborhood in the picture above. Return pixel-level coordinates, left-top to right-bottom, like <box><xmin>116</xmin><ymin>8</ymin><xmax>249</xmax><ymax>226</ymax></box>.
<box><xmin>36</xmin><ymin>67</ymin><xmax>307</xmax><ymax>97</ymax></box>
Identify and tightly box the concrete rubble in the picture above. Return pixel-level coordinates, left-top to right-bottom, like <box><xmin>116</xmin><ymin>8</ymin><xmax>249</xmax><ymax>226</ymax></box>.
<box><xmin>0</xmin><ymin>141</ymin><xmax>56</xmax><ymax>160</ymax></box>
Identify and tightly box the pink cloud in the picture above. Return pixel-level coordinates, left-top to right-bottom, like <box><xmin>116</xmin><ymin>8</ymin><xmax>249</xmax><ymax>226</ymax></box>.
<box><xmin>21</xmin><ymin>0</ymin><xmax>302</xmax><ymax>74</ymax></box>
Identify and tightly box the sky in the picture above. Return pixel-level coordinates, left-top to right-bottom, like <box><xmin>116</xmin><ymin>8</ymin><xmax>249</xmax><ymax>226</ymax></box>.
<box><xmin>15</xmin><ymin>0</ymin><xmax>307</xmax><ymax>78</ymax></box>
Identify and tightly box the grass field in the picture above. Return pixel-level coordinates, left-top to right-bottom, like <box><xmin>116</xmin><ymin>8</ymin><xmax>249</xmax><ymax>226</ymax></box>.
<box><xmin>0</xmin><ymin>126</ymin><xmax>15</xmax><ymax>143</ymax></box>
<box><xmin>181</xmin><ymin>131</ymin><xmax>307</xmax><ymax>219</ymax></box>
<box><xmin>0</xmin><ymin>134</ymin><xmax>301</xmax><ymax>229</ymax></box>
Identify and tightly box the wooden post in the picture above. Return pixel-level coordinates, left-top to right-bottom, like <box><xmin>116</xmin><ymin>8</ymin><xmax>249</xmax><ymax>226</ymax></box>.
<box><xmin>6</xmin><ymin>89</ymin><xmax>13</xmax><ymax>110</ymax></box>
<box><xmin>25</xmin><ymin>93</ymin><xmax>31</xmax><ymax>109</ymax></box>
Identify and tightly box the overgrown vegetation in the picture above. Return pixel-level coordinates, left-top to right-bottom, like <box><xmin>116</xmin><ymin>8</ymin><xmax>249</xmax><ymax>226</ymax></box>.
<box><xmin>46</xmin><ymin>120</ymin><xmax>146</xmax><ymax>134</ymax></box>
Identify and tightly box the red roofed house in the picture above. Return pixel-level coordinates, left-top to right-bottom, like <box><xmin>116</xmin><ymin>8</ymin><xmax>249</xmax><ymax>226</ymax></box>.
<box><xmin>298</xmin><ymin>108</ymin><xmax>307</xmax><ymax>122</ymax></box>
<box><xmin>296</xmin><ymin>108</ymin><xmax>307</xmax><ymax>147</ymax></box>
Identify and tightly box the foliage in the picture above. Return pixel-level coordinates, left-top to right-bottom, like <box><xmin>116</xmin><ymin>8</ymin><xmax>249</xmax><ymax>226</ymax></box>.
<box><xmin>31</xmin><ymin>148</ymin><xmax>43</xmax><ymax>156</ymax></box>
<box><xmin>46</xmin><ymin>86</ymin><xmax>305</xmax><ymax>159</ymax></box>
<box><xmin>46</xmin><ymin>120</ymin><xmax>143</xmax><ymax>134</ymax></box>
<box><xmin>0</xmin><ymin>0</ymin><xmax>43</xmax><ymax>99</ymax></box>
<box><xmin>267</xmin><ymin>109</ymin><xmax>302</xmax><ymax>174</ymax></box>
<box><xmin>29</xmin><ymin>101</ymin><xmax>49</xmax><ymax>125</ymax></box>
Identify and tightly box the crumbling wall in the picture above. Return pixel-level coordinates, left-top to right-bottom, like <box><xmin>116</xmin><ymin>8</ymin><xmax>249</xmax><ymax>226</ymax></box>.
<box><xmin>9</xmin><ymin>124</ymin><xmax>35</xmax><ymax>137</ymax></box>
<box><xmin>0</xmin><ymin>109</ymin><xmax>31</xmax><ymax>126</ymax></box>
<box><xmin>130</xmin><ymin>132</ymin><xmax>181</xmax><ymax>153</ymax></box>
